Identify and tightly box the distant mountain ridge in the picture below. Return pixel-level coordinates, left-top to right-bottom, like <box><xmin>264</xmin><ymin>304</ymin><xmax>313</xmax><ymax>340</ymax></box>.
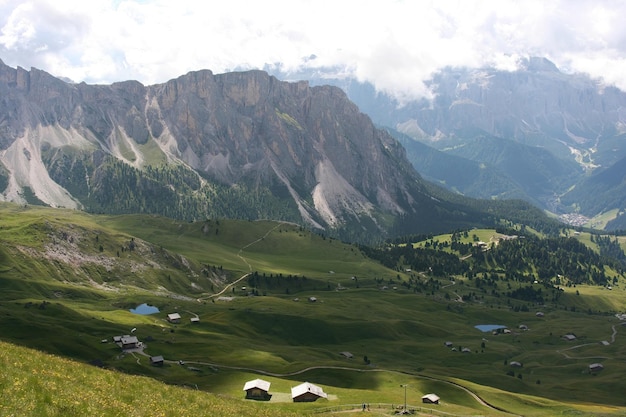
<box><xmin>0</xmin><ymin>59</ymin><xmax>543</xmax><ymax>241</ymax></box>
<box><xmin>271</xmin><ymin>57</ymin><xmax>626</xmax><ymax>227</ymax></box>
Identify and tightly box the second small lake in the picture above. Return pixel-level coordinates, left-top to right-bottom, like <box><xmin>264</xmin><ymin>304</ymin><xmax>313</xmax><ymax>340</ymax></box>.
<box><xmin>130</xmin><ymin>303</ymin><xmax>160</xmax><ymax>315</ymax></box>
<box><xmin>475</xmin><ymin>324</ymin><xmax>506</xmax><ymax>332</ymax></box>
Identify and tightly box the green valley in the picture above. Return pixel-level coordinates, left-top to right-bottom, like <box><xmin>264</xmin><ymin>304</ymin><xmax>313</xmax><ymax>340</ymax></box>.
<box><xmin>1</xmin><ymin>203</ymin><xmax>626</xmax><ymax>416</ymax></box>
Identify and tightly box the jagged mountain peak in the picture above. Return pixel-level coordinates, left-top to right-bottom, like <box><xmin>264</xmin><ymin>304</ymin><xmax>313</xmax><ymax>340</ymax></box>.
<box><xmin>518</xmin><ymin>56</ymin><xmax>560</xmax><ymax>73</ymax></box>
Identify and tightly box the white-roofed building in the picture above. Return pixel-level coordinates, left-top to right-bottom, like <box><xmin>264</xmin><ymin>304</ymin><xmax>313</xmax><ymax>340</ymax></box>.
<box><xmin>243</xmin><ymin>378</ymin><xmax>271</xmax><ymax>400</ymax></box>
<box><xmin>589</xmin><ymin>363</ymin><xmax>604</xmax><ymax>373</ymax></box>
<box><xmin>422</xmin><ymin>393</ymin><xmax>440</xmax><ymax>404</ymax></box>
<box><xmin>167</xmin><ymin>313</ymin><xmax>181</xmax><ymax>323</ymax></box>
<box><xmin>291</xmin><ymin>382</ymin><xmax>328</xmax><ymax>402</ymax></box>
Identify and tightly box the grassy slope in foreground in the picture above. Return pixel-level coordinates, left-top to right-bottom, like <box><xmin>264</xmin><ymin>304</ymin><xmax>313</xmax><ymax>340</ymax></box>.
<box><xmin>0</xmin><ymin>340</ymin><xmax>301</xmax><ymax>417</ymax></box>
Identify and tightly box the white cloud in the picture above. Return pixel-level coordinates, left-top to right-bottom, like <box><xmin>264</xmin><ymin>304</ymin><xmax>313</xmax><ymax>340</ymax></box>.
<box><xmin>0</xmin><ymin>2</ymin><xmax>38</xmax><ymax>50</ymax></box>
<box><xmin>1</xmin><ymin>0</ymin><xmax>626</xmax><ymax>98</ymax></box>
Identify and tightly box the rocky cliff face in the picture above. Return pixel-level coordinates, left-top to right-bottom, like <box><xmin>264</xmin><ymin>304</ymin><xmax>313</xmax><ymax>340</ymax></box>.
<box><xmin>0</xmin><ymin>60</ymin><xmax>434</xmax><ymax>235</ymax></box>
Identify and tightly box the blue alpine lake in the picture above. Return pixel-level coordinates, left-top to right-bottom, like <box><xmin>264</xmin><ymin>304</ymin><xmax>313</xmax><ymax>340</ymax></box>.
<box><xmin>130</xmin><ymin>303</ymin><xmax>160</xmax><ymax>315</ymax></box>
<box><xmin>475</xmin><ymin>324</ymin><xmax>506</xmax><ymax>332</ymax></box>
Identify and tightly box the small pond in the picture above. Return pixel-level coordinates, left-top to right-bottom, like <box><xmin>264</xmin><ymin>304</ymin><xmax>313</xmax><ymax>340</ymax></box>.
<box><xmin>475</xmin><ymin>324</ymin><xmax>506</xmax><ymax>332</ymax></box>
<box><xmin>130</xmin><ymin>303</ymin><xmax>160</xmax><ymax>315</ymax></box>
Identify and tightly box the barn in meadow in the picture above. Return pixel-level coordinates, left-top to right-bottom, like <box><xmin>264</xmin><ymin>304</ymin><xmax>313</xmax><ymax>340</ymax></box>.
<box><xmin>243</xmin><ymin>378</ymin><xmax>272</xmax><ymax>400</ymax></box>
<box><xmin>291</xmin><ymin>382</ymin><xmax>328</xmax><ymax>402</ymax></box>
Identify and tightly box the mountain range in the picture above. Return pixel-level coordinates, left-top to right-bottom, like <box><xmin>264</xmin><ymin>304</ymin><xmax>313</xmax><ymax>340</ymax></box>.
<box><xmin>2</xmin><ymin>59</ymin><xmax>551</xmax><ymax>242</ymax></box>
<box><xmin>273</xmin><ymin>57</ymin><xmax>626</xmax><ymax>230</ymax></box>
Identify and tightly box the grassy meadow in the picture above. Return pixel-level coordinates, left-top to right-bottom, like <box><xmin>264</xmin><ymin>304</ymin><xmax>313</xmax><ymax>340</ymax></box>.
<box><xmin>1</xmin><ymin>203</ymin><xmax>626</xmax><ymax>416</ymax></box>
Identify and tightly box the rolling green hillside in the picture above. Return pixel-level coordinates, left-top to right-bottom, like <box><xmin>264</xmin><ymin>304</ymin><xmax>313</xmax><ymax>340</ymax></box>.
<box><xmin>2</xmin><ymin>203</ymin><xmax>626</xmax><ymax>416</ymax></box>
<box><xmin>0</xmin><ymin>339</ymin><xmax>303</xmax><ymax>417</ymax></box>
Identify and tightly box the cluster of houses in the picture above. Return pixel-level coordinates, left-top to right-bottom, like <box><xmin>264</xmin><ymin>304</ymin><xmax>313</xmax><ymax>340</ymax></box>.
<box><xmin>113</xmin><ymin>334</ymin><xmax>167</xmax><ymax>367</ymax></box>
<box><xmin>243</xmin><ymin>379</ymin><xmax>328</xmax><ymax>402</ymax></box>
<box><xmin>113</xmin><ymin>334</ymin><xmax>141</xmax><ymax>350</ymax></box>
<box><xmin>443</xmin><ymin>341</ymin><xmax>472</xmax><ymax>353</ymax></box>
<box><xmin>166</xmin><ymin>312</ymin><xmax>200</xmax><ymax>324</ymax></box>
<box><xmin>111</xmin><ymin>311</ymin><xmax>200</xmax><ymax>366</ymax></box>
<box><xmin>243</xmin><ymin>378</ymin><xmax>441</xmax><ymax>406</ymax></box>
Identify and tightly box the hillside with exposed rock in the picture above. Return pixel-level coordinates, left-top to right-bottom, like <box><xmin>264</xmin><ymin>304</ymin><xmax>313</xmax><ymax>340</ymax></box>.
<box><xmin>0</xmin><ymin>60</ymin><xmax>548</xmax><ymax>241</ymax></box>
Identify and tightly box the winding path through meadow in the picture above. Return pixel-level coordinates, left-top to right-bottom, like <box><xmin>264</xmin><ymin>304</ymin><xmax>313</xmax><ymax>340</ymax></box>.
<box><xmin>556</xmin><ymin>324</ymin><xmax>621</xmax><ymax>360</ymax></box>
<box><xmin>195</xmin><ymin>221</ymin><xmax>287</xmax><ymax>302</ymax></box>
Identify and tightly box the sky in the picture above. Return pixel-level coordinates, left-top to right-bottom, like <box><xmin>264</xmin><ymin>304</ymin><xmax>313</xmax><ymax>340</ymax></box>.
<box><xmin>1</xmin><ymin>0</ymin><xmax>626</xmax><ymax>101</ymax></box>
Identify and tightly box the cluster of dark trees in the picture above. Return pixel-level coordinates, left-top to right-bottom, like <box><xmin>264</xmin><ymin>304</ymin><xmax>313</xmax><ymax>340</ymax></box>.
<box><xmin>45</xmin><ymin>154</ymin><xmax>303</xmax><ymax>223</ymax></box>
<box><xmin>359</xmin><ymin>243</ymin><xmax>469</xmax><ymax>277</ymax></box>
<box><xmin>484</xmin><ymin>234</ymin><xmax>624</xmax><ymax>285</ymax></box>
<box><xmin>246</xmin><ymin>271</ymin><xmax>312</xmax><ymax>294</ymax></box>
<box><xmin>363</xmin><ymin>230</ymin><xmax>626</xmax><ymax>290</ymax></box>
<box><xmin>591</xmin><ymin>234</ymin><xmax>626</xmax><ymax>263</ymax></box>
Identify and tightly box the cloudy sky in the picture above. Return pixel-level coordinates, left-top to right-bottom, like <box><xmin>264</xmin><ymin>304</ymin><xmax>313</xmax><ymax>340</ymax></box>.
<box><xmin>1</xmin><ymin>0</ymin><xmax>625</xmax><ymax>100</ymax></box>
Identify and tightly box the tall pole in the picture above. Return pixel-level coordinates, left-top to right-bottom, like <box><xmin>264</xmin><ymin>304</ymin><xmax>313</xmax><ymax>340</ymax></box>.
<box><xmin>401</xmin><ymin>384</ymin><xmax>407</xmax><ymax>412</ymax></box>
